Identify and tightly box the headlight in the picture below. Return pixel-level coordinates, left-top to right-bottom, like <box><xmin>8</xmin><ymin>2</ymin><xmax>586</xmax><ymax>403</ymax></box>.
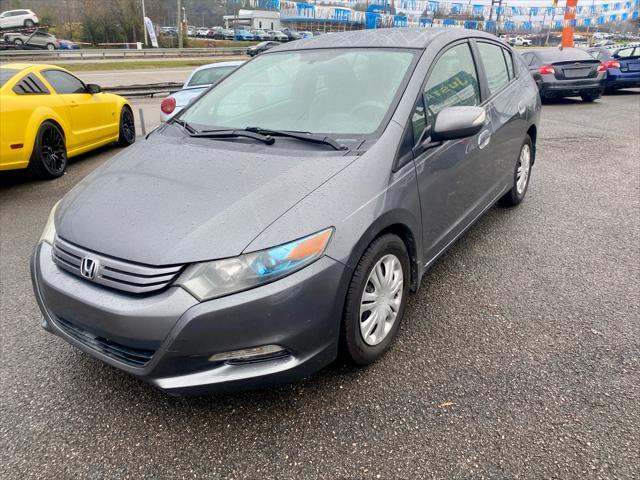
<box><xmin>39</xmin><ymin>200</ymin><xmax>60</xmax><ymax>245</ymax></box>
<box><xmin>177</xmin><ymin>228</ymin><xmax>333</xmax><ymax>301</ymax></box>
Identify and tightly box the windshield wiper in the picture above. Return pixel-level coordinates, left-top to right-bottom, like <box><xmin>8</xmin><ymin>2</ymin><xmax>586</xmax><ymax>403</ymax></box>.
<box><xmin>245</xmin><ymin>127</ymin><xmax>348</xmax><ymax>151</ymax></box>
<box><xmin>172</xmin><ymin>118</ymin><xmax>199</xmax><ymax>135</ymax></box>
<box><xmin>189</xmin><ymin>128</ymin><xmax>275</xmax><ymax>145</ymax></box>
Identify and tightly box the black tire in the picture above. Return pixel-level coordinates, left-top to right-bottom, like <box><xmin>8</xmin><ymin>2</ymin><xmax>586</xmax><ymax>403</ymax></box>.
<box><xmin>45</xmin><ymin>43</ymin><xmax>55</xmax><ymax>51</ymax></box>
<box><xmin>499</xmin><ymin>135</ymin><xmax>534</xmax><ymax>207</ymax></box>
<box><xmin>27</xmin><ymin>121</ymin><xmax>67</xmax><ymax>179</ymax></box>
<box><xmin>117</xmin><ymin>106</ymin><xmax>136</xmax><ymax>147</ymax></box>
<box><xmin>13</xmin><ymin>38</ymin><xmax>23</xmax><ymax>46</ymax></box>
<box><xmin>581</xmin><ymin>93</ymin><xmax>600</xmax><ymax>102</ymax></box>
<box><xmin>24</xmin><ymin>19</ymin><xmax>35</xmax><ymax>27</ymax></box>
<box><xmin>342</xmin><ymin>234</ymin><xmax>410</xmax><ymax>365</ymax></box>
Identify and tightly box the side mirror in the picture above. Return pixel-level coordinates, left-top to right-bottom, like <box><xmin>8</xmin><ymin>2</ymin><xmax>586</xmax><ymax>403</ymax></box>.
<box><xmin>431</xmin><ymin>106</ymin><xmax>486</xmax><ymax>142</ymax></box>
<box><xmin>86</xmin><ymin>83</ymin><xmax>102</xmax><ymax>94</ymax></box>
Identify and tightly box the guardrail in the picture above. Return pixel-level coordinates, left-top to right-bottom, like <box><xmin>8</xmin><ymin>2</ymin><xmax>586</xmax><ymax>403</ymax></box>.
<box><xmin>0</xmin><ymin>47</ymin><xmax>247</xmax><ymax>62</ymax></box>
<box><xmin>103</xmin><ymin>82</ymin><xmax>183</xmax><ymax>98</ymax></box>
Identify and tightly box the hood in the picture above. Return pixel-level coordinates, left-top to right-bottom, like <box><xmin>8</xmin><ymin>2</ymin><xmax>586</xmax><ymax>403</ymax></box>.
<box><xmin>56</xmin><ymin>131</ymin><xmax>354</xmax><ymax>266</ymax></box>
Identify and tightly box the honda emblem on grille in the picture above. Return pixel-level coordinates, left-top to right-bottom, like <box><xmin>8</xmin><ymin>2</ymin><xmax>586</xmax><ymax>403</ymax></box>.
<box><xmin>80</xmin><ymin>257</ymin><xmax>98</xmax><ymax>280</ymax></box>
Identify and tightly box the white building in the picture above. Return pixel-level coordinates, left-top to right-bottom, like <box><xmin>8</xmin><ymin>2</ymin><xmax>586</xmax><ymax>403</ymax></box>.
<box><xmin>223</xmin><ymin>10</ymin><xmax>281</xmax><ymax>30</ymax></box>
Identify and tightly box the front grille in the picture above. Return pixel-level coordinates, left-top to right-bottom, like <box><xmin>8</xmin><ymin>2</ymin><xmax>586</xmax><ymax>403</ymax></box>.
<box><xmin>54</xmin><ymin>316</ymin><xmax>155</xmax><ymax>367</ymax></box>
<box><xmin>52</xmin><ymin>236</ymin><xmax>183</xmax><ymax>294</ymax></box>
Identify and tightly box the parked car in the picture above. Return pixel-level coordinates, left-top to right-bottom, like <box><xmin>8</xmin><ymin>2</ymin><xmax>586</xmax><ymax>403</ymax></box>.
<box><xmin>521</xmin><ymin>48</ymin><xmax>606</xmax><ymax>101</ymax></box>
<box><xmin>196</xmin><ymin>28</ymin><xmax>209</xmax><ymax>38</ymax></box>
<box><xmin>251</xmin><ymin>29</ymin><xmax>270</xmax><ymax>41</ymax></box>
<box><xmin>268</xmin><ymin>30</ymin><xmax>288</xmax><ymax>42</ymax></box>
<box><xmin>508</xmin><ymin>36</ymin><xmax>532</xmax><ymax>47</ymax></box>
<box><xmin>208</xmin><ymin>28</ymin><xmax>233</xmax><ymax>40</ymax></box>
<box><xmin>299</xmin><ymin>31</ymin><xmax>314</xmax><ymax>39</ymax></box>
<box><xmin>160</xmin><ymin>61</ymin><xmax>243</xmax><ymax>121</ymax></box>
<box><xmin>587</xmin><ymin>45</ymin><xmax>640</xmax><ymax>92</ymax></box>
<box><xmin>280</xmin><ymin>28</ymin><xmax>302</xmax><ymax>41</ymax></box>
<box><xmin>58</xmin><ymin>39</ymin><xmax>80</xmax><ymax>50</ymax></box>
<box><xmin>3</xmin><ymin>30</ymin><xmax>59</xmax><ymax>50</ymax></box>
<box><xmin>246</xmin><ymin>41</ymin><xmax>279</xmax><ymax>57</ymax></box>
<box><xmin>0</xmin><ymin>63</ymin><xmax>134</xmax><ymax>178</ymax></box>
<box><xmin>234</xmin><ymin>29</ymin><xmax>254</xmax><ymax>41</ymax></box>
<box><xmin>31</xmin><ymin>28</ymin><xmax>540</xmax><ymax>395</ymax></box>
<box><xmin>0</xmin><ymin>9</ymin><xmax>39</xmax><ymax>29</ymax></box>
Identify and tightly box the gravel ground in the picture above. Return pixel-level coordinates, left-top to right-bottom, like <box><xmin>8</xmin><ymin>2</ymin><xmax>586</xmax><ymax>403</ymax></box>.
<box><xmin>1</xmin><ymin>91</ymin><xmax>639</xmax><ymax>479</ymax></box>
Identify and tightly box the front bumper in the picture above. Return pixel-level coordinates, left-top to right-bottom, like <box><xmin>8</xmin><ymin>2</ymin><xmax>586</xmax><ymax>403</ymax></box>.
<box><xmin>32</xmin><ymin>242</ymin><xmax>347</xmax><ymax>395</ymax></box>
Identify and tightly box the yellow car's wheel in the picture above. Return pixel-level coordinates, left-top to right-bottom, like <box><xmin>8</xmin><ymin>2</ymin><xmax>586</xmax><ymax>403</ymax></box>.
<box><xmin>117</xmin><ymin>106</ymin><xmax>136</xmax><ymax>147</ymax></box>
<box><xmin>27</xmin><ymin>121</ymin><xmax>67</xmax><ymax>179</ymax></box>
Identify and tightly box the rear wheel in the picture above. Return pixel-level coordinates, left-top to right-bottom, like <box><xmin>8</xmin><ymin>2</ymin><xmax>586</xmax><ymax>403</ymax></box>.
<box><xmin>24</xmin><ymin>19</ymin><xmax>35</xmax><ymax>27</ymax></box>
<box><xmin>27</xmin><ymin>121</ymin><xmax>67</xmax><ymax>179</ymax></box>
<box><xmin>499</xmin><ymin>135</ymin><xmax>533</xmax><ymax>207</ymax></box>
<box><xmin>117</xmin><ymin>106</ymin><xmax>136</xmax><ymax>147</ymax></box>
<box><xmin>342</xmin><ymin>234</ymin><xmax>410</xmax><ymax>365</ymax></box>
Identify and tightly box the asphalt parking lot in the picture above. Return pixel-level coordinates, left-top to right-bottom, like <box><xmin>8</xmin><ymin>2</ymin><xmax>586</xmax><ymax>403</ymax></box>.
<box><xmin>1</xmin><ymin>91</ymin><xmax>639</xmax><ymax>479</ymax></box>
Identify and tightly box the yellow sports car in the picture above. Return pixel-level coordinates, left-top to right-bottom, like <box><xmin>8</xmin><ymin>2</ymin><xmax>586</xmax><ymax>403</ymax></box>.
<box><xmin>0</xmin><ymin>63</ymin><xmax>135</xmax><ymax>179</ymax></box>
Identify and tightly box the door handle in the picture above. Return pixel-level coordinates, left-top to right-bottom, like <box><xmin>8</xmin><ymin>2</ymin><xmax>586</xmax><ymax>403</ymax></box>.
<box><xmin>70</xmin><ymin>101</ymin><xmax>79</xmax><ymax>108</ymax></box>
<box><xmin>478</xmin><ymin>130</ymin><xmax>491</xmax><ymax>150</ymax></box>
<box><xmin>517</xmin><ymin>101</ymin><xmax>526</xmax><ymax>116</ymax></box>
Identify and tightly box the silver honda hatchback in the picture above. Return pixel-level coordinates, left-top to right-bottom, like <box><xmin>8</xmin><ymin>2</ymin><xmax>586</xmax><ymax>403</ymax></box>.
<box><xmin>32</xmin><ymin>28</ymin><xmax>541</xmax><ymax>395</ymax></box>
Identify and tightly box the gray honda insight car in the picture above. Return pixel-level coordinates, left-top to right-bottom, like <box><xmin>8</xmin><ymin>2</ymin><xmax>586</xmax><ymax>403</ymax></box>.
<box><xmin>32</xmin><ymin>28</ymin><xmax>541</xmax><ymax>395</ymax></box>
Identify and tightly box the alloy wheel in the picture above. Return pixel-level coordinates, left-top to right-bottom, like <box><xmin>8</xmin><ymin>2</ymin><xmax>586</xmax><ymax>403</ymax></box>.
<box><xmin>121</xmin><ymin>108</ymin><xmax>135</xmax><ymax>143</ymax></box>
<box><xmin>359</xmin><ymin>254</ymin><xmax>404</xmax><ymax>346</ymax></box>
<box><xmin>40</xmin><ymin>124</ymin><xmax>66</xmax><ymax>175</ymax></box>
<box><xmin>516</xmin><ymin>143</ymin><xmax>531</xmax><ymax>195</ymax></box>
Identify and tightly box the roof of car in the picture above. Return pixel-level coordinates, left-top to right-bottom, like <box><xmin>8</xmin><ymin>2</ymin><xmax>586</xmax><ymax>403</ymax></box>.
<box><xmin>271</xmin><ymin>28</ymin><xmax>500</xmax><ymax>52</ymax></box>
<box><xmin>190</xmin><ymin>61</ymin><xmax>244</xmax><ymax>74</ymax></box>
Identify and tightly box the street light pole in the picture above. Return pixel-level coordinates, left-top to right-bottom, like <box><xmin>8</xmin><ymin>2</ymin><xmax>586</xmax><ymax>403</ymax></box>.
<box><xmin>141</xmin><ymin>0</ymin><xmax>148</xmax><ymax>46</ymax></box>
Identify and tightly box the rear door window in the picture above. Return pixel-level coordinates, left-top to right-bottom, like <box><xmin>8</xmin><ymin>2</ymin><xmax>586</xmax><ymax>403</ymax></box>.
<box><xmin>477</xmin><ymin>42</ymin><xmax>511</xmax><ymax>96</ymax></box>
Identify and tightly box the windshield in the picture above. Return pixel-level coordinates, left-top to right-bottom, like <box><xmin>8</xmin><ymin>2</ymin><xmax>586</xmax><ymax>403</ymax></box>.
<box><xmin>181</xmin><ymin>49</ymin><xmax>416</xmax><ymax>136</ymax></box>
<box><xmin>187</xmin><ymin>66</ymin><xmax>236</xmax><ymax>87</ymax></box>
<box><xmin>0</xmin><ymin>68</ymin><xmax>19</xmax><ymax>87</ymax></box>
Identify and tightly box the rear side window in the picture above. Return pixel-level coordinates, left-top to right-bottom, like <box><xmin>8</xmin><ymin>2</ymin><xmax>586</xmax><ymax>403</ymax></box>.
<box><xmin>502</xmin><ymin>49</ymin><xmax>515</xmax><ymax>79</ymax></box>
<box><xmin>477</xmin><ymin>42</ymin><xmax>511</xmax><ymax>96</ymax></box>
<box><xmin>42</xmin><ymin>70</ymin><xmax>85</xmax><ymax>94</ymax></box>
<box><xmin>12</xmin><ymin>73</ymin><xmax>49</xmax><ymax>94</ymax></box>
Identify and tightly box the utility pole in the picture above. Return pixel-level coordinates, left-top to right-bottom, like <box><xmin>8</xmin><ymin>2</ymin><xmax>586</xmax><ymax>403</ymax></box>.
<box><xmin>177</xmin><ymin>0</ymin><xmax>183</xmax><ymax>49</ymax></box>
<box><xmin>142</xmin><ymin>0</ymin><xmax>148</xmax><ymax>46</ymax></box>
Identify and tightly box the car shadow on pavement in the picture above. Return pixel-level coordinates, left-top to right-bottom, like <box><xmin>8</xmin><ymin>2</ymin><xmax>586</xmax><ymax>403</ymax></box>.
<box><xmin>0</xmin><ymin>144</ymin><xmax>120</xmax><ymax>191</ymax></box>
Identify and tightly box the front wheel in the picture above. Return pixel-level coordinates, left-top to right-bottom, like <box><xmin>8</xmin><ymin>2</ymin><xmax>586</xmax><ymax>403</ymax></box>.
<box><xmin>13</xmin><ymin>38</ymin><xmax>23</xmax><ymax>46</ymax></box>
<box><xmin>27</xmin><ymin>121</ymin><xmax>67</xmax><ymax>179</ymax></box>
<box><xmin>117</xmin><ymin>106</ymin><xmax>136</xmax><ymax>147</ymax></box>
<box><xmin>45</xmin><ymin>43</ymin><xmax>55</xmax><ymax>51</ymax></box>
<box><xmin>499</xmin><ymin>135</ymin><xmax>533</xmax><ymax>207</ymax></box>
<box><xmin>342</xmin><ymin>234</ymin><xmax>410</xmax><ymax>365</ymax></box>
